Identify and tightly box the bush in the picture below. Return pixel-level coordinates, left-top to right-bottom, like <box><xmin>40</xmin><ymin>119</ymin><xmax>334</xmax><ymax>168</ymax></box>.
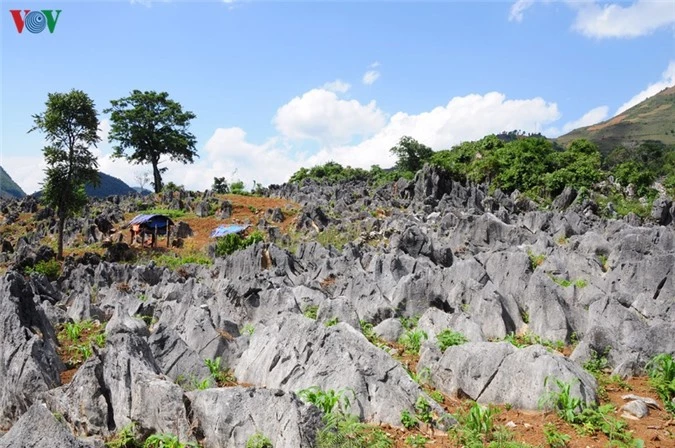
<box><xmin>214</xmin><ymin>231</ymin><xmax>264</xmax><ymax>257</ymax></box>
<box><xmin>245</xmin><ymin>432</ymin><xmax>273</xmax><ymax>448</ymax></box>
<box><xmin>25</xmin><ymin>259</ymin><xmax>61</xmax><ymax>280</ymax></box>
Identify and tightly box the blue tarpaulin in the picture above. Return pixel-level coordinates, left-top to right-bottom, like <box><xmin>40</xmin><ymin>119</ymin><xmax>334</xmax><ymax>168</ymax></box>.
<box><xmin>210</xmin><ymin>224</ymin><xmax>249</xmax><ymax>238</ymax></box>
<box><xmin>127</xmin><ymin>214</ymin><xmax>175</xmax><ymax>230</ymax></box>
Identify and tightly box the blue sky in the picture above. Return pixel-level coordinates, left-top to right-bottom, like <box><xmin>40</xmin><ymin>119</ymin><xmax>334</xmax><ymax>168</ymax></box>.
<box><xmin>1</xmin><ymin>0</ymin><xmax>674</xmax><ymax>194</ymax></box>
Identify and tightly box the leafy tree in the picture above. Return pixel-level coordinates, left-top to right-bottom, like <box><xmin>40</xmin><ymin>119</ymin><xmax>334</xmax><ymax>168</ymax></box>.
<box><xmin>612</xmin><ymin>161</ymin><xmax>656</xmax><ymax>196</ymax></box>
<box><xmin>544</xmin><ymin>139</ymin><xmax>603</xmax><ymax>195</ymax></box>
<box><xmin>105</xmin><ymin>90</ymin><xmax>197</xmax><ymax>193</ymax></box>
<box><xmin>212</xmin><ymin>177</ymin><xmax>230</xmax><ymax>194</ymax></box>
<box><xmin>390</xmin><ymin>136</ymin><xmax>434</xmax><ymax>173</ymax></box>
<box><xmin>30</xmin><ymin>89</ymin><xmax>101</xmax><ymax>260</ymax></box>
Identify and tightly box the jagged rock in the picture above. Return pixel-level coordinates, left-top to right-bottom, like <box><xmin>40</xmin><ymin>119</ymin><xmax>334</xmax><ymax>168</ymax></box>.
<box><xmin>265</xmin><ymin>208</ymin><xmax>285</xmax><ymax>223</ymax></box>
<box><xmin>552</xmin><ymin>187</ymin><xmax>577</xmax><ymax>211</ymax></box>
<box><xmin>43</xmin><ymin>356</ymin><xmax>112</xmax><ymax>437</ymax></box>
<box><xmin>0</xmin><ymin>403</ymin><xmax>95</xmax><ymax>448</ymax></box>
<box><xmin>217</xmin><ymin>200</ymin><xmax>233</xmax><ymax>219</ymax></box>
<box><xmin>0</xmin><ymin>272</ymin><xmax>63</xmax><ymax>427</ymax></box>
<box><xmin>373</xmin><ymin>318</ymin><xmax>404</xmax><ymax>343</ymax></box>
<box><xmin>174</xmin><ymin>221</ymin><xmax>193</xmax><ymax>238</ymax></box>
<box><xmin>235</xmin><ymin>313</ymin><xmax>439</xmax><ymax>425</ymax></box>
<box><xmin>187</xmin><ymin>387</ymin><xmax>322</xmax><ymax>448</ymax></box>
<box><xmin>418</xmin><ymin>342</ymin><xmax>597</xmax><ymax>410</ymax></box>
<box><xmin>103</xmin><ymin>243</ymin><xmax>133</xmax><ymax>263</ymax></box>
<box><xmin>651</xmin><ymin>196</ymin><xmax>673</xmax><ymax>225</ymax></box>
<box><xmin>195</xmin><ymin>201</ymin><xmax>211</xmax><ymax>218</ymax></box>
<box><xmin>148</xmin><ymin>323</ymin><xmax>211</xmax><ymax>382</ymax></box>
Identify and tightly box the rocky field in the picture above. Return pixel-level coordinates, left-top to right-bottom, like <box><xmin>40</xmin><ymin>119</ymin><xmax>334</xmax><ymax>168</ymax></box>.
<box><xmin>0</xmin><ymin>166</ymin><xmax>674</xmax><ymax>448</ymax></box>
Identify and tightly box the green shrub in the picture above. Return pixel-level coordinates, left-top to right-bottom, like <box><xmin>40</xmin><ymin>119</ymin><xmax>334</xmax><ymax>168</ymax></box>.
<box><xmin>143</xmin><ymin>433</ymin><xmax>196</xmax><ymax>448</ymax></box>
<box><xmin>539</xmin><ymin>378</ymin><xmax>583</xmax><ymax>423</ymax></box>
<box><xmin>646</xmin><ymin>353</ymin><xmax>675</xmax><ymax>414</ymax></box>
<box><xmin>400</xmin><ymin>410</ymin><xmax>418</xmax><ymax>429</ymax></box>
<box><xmin>25</xmin><ymin>259</ymin><xmax>61</xmax><ymax>281</ymax></box>
<box><xmin>214</xmin><ymin>231</ymin><xmax>264</xmax><ymax>257</ymax></box>
<box><xmin>105</xmin><ymin>423</ymin><xmax>141</xmax><ymax>448</ymax></box>
<box><xmin>398</xmin><ymin>329</ymin><xmax>428</xmax><ymax>355</ymax></box>
<box><xmin>245</xmin><ymin>432</ymin><xmax>273</xmax><ymax>448</ymax></box>
<box><xmin>404</xmin><ymin>434</ymin><xmax>428</xmax><ymax>447</ymax></box>
<box><xmin>144</xmin><ymin>208</ymin><xmax>186</xmax><ymax>219</ymax></box>
<box><xmin>436</xmin><ymin>329</ymin><xmax>468</xmax><ymax>352</ymax></box>
<box><xmin>543</xmin><ymin>423</ymin><xmax>571</xmax><ymax>448</ymax></box>
<box><xmin>297</xmin><ymin>387</ymin><xmax>352</xmax><ymax>415</ymax></box>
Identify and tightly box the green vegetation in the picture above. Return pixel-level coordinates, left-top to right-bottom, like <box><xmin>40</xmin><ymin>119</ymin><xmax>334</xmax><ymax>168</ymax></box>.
<box><xmin>242</xmin><ymin>323</ymin><xmax>255</xmax><ymax>336</ymax></box>
<box><xmin>204</xmin><ymin>357</ymin><xmax>237</xmax><ymax>386</ymax></box>
<box><xmin>646</xmin><ymin>353</ymin><xmax>675</xmax><ymax>414</ymax></box>
<box><xmin>298</xmin><ymin>387</ymin><xmax>393</xmax><ymax>448</ymax></box>
<box><xmin>324</xmin><ymin>317</ymin><xmax>339</xmax><ymax>327</ymax></box>
<box><xmin>398</xmin><ymin>329</ymin><xmax>428</xmax><ymax>355</ymax></box>
<box><xmin>527</xmin><ymin>250</ymin><xmax>546</xmax><ymax>271</ymax></box>
<box><xmin>152</xmin><ymin>253</ymin><xmax>212</xmax><ymax>270</ymax></box>
<box><xmin>105</xmin><ymin>425</ymin><xmax>196</xmax><ymax>448</ymax></box>
<box><xmin>539</xmin><ymin>377</ymin><xmax>644</xmax><ymax>447</ymax></box>
<box><xmin>0</xmin><ymin>166</ymin><xmax>26</xmax><ymax>199</ymax></box>
<box><xmin>449</xmin><ymin>402</ymin><xmax>521</xmax><ymax>447</ymax></box>
<box><xmin>390</xmin><ymin>135</ymin><xmax>434</xmax><ymax>173</ymax></box>
<box><xmin>214</xmin><ymin>231</ymin><xmax>264</xmax><ymax>257</ymax></box>
<box><xmin>30</xmin><ymin>89</ymin><xmax>101</xmax><ymax>259</ymax></box>
<box><xmin>543</xmin><ymin>423</ymin><xmax>571</xmax><ymax>448</ymax></box>
<box><xmin>245</xmin><ymin>433</ymin><xmax>273</xmax><ymax>448</ymax></box>
<box><xmin>400</xmin><ymin>410</ymin><xmax>417</xmax><ymax>429</ymax></box>
<box><xmin>143</xmin><ymin>208</ymin><xmax>186</xmax><ymax>219</ymax></box>
<box><xmin>399</xmin><ymin>315</ymin><xmax>421</xmax><ymax>331</ymax></box>
<box><xmin>303</xmin><ymin>305</ymin><xmax>319</xmax><ymax>320</ymax></box>
<box><xmin>502</xmin><ymin>332</ymin><xmax>565</xmax><ymax>353</ymax></box>
<box><xmin>316</xmin><ymin>226</ymin><xmax>360</xmax><ymax>251</ymax></box>
<box><xmin>548</xmin><ymin>275</ymin><xmax>588</xmax><ymax>289</ymax></box>
<box><xmin>57</xmin><ymin>320</ymin><xmax>106</xmax><ymax>367</ymax></box>
<box><xmin>105</xmin><ymin>90</ymin><xmax>197</xmax><ymax>193</ymax></box>
<box><xmin>436</xmin><ymin>329</ymin><xmax>468</xmax><ymax>352</ymax></box>
<box><xmin>404</xmin><ymin>434</ymin><xmax>428</xmax><ymax>447</ymax></box>
<box><xmin>24</xmin><ymin>259</ymin><xmax>61</xmax><ymax>281</ymax></box>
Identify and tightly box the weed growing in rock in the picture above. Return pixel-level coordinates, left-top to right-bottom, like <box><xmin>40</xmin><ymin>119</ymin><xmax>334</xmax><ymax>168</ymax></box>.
<box><xmin>539</xmin><ymin>378</ymin><xmax>583</xmax><ymax>423</ymax></box>
<box><xmin>57</xmin><ymin>319</ymin><xmax>106</xmax><ymax>367</ymax></box>
<box><xmin>245</xmin><ymin>432</ymin><xmax>273</xmax><ymax>448</ymax></box>
<box><xmin>399</xmin><ymin>315</ymin><xmax>420</xmax><ymax>331</ymax></box>
<box><xmin>583</xmin><ymin>349</ymin><xmax>609</xmax><ymax>377</ymax></box>
<box><xmin>298</xmin><ymin>387</ymin><xmax>352</xmax><ymax>415</ymax></box>
<box><xmin>429</xmin><ymin>390</ymin><xmax>444</xmax><ymax>404</ymax></box>
<box><xmin>414</xmin><ymin>396</ymin><xmax>434</xmax><ymax>425</ymax></box>
<box><xmin>598</xmin><ymin>254</ymin><xmax>609</xmax><ymax>272</ymax></box>
<box><xmin>543</xmin><ymin>423</ymin><xmax>571</xmax><ymax>448</ymax></box>
<box><xmin>450</xmin><ymin>402</ymin><xmax>502</xmax><ymax>446</ymax></box>
<box><xmin>324</xmin><ymin>317</ymin><xmax>339</xmax><ymax>327</ymax></box>
<box><xmin>404</xmin><ymin>434</ymin><xmax>428</xmax><ymax>447</ymax></box>
<box><xmin>408</xmin><ymin>367</ymin><xmax>431</xmax><ymax>385</ymax></box>
<box><xmin>527</xmin><ymin>250</ymin><xmax>546</xmax><ymax>270</ymax></box>
<box><xmin>105</xmin><ymin>423</ymin><xmax>140</xmax><ymax>448</ymax></box>
<box><xmin>303</xmin><ymin>305</ymin><xmax>319</xmax><ymax>320</ymax></box>
<box><xmin>400</xmin><ymin>410</ymin><xmax>418</xmax><ymax>429</ymax></box>
<box><xmin>204</xmin><ymin>357</ymin><xmax>237</xmax><ymax>386</ymax></box>
<box><xmin>398</xmin><ymin>329</ymin><xmax>428</xmax><ymax>355</ymax></box>
<box><xmin>646</xmin><ymin>353</ymin><xmax>675</xmax><ymax>414</ymax></box>
<box><xmin>242</xmin><ymin>323</ymin><xmax>255</xmax><ymax>336</ymax></box>
<box><xmin>143</xmin><ymin>433</ymin><xmax>197</xmax><ymax>448</ymax></box>
<box><xmin>436</xmin><ymin>329</ymin><xmax>468</xmax><ymax>352</ymax></box>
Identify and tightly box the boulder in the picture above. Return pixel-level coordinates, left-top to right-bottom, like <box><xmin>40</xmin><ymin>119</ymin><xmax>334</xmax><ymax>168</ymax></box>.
<box><xmin>187</xmin><ymin>387</ymin><xmax>322</xmax><ymax>448</ymax></box>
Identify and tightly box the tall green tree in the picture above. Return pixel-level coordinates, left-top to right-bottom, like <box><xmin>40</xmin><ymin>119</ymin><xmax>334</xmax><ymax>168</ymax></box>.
<box><xmin>390</xmin><ymin>136</ymin><xmax>434</xmax><ymax>173</ymax></box>
<box><xmin>104</xmin><ymin>90</ymin><xmax>197</xmax><ymax>193</ymax></box>
<box><xmin>30</xmin><ymin>89</ymin><xmax>101</xmax><ymax>260</ymax></box>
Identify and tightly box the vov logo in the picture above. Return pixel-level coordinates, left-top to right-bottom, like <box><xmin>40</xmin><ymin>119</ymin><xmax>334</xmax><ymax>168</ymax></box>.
<box><xmin>10</xmin><ymin>9</ymin><xmax>62</xmax><ymax>34</ymax></box>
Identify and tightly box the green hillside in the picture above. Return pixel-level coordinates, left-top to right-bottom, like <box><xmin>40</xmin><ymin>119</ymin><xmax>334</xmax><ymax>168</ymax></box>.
<box><xmin>557</xmin><ymin>85</ymin><xmax>675</xmax><ymax>155</ymax></box>
<box><xmin>85</xmin><ymin>172</ymin><xmax>137</xmax><ymax>198</ymax></box>
<box><xmin>0</xmin><ymin>166</ymin><xmax>26</xmax><ymax>199</ymax></box>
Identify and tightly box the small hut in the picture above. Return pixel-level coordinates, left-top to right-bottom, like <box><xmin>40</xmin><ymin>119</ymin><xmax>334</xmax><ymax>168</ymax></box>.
<box><xmin>126</xmin><ymin>214</ymin><xmax>175</xmax><ymax>247</ymax></box>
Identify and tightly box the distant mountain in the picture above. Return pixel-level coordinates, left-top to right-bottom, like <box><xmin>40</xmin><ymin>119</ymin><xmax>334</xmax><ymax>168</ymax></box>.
<box><xmin>0</xmin><ymin>166</ymin><xmax>26</xmax><ymax>199</ymax></box>
<box><xmin>85</xmin><ymin>172</ymin><xmax>137</xmax><ymax>198</ymax></box>
<box><xmin>558</xmin><ymin>85</ymin><xmax>675</xmax><ymax>155</ymax></box>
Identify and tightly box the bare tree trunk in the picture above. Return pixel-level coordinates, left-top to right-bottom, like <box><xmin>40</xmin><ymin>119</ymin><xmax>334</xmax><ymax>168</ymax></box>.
<box><xmin>57</xmin><ymin>214</ymin><xmax>65</xmax><ymax>260</ymax></box>
<box><xmin>152</xmin><ymin>162</ymin><xmax>163</xmax><ymax>194</ymax></box>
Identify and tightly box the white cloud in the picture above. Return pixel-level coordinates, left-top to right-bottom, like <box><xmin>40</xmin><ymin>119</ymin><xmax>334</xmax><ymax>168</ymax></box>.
<box><xmin>322</xmin><ymin>79</ymin><xmax>351</xmax><ymax>93</ymax></box>
<box><xmin>509</xmin><ymin>0</ymin><xmax>535</xmax><ymax>22</ymax></box>
<box><xmin>616</xmin><ymin>61</ymin><xmax>675</xmax><ymax>115</ymax></box>
<box><xmin>362</xmin><ymin>70</ymin><xmax>380</xmax><ymax>86</ymax></box>
<box><xmin>573</xmin><ymin>0</ymin><xmax>675</xmax><ymax>38</ymax></box>
<box><xmin>560</xmin><ymin>105</ymin><xmax>609</xmax><ymax>134</ymax></box>
<box><xmin>273</xmin><ymin>88</ymin><xmax>387</xmax><ymax>145</ymax></box>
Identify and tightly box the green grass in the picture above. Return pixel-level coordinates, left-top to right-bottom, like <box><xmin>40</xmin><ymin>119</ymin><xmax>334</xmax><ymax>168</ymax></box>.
<box><xmin>303</xmin><ymin>305</ymin><xmax>319</xmax><ymax>320</ymax></box>
<box><xmin>152</xmin><ymin>253</ymin><xmax>212</xmax><ymax>270</ymax></box>
<box><xmin>646</xmin><ymin>353</ymin><xmax>675</xmax><ymax>414</ymax></box>
<box><xmin>315</xmin><ymin>226</ymin><xmax>360</xmax><ymax>251</ymax></box>
<box><xmin>144</xmin><ymin>208</ymin><xmax>187</xmax><ymax>219</ymax></box>
<box><xmin>436</xmin><ymin>329</ymin><xmax>468</xmax><ymax>352</ymax></box>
